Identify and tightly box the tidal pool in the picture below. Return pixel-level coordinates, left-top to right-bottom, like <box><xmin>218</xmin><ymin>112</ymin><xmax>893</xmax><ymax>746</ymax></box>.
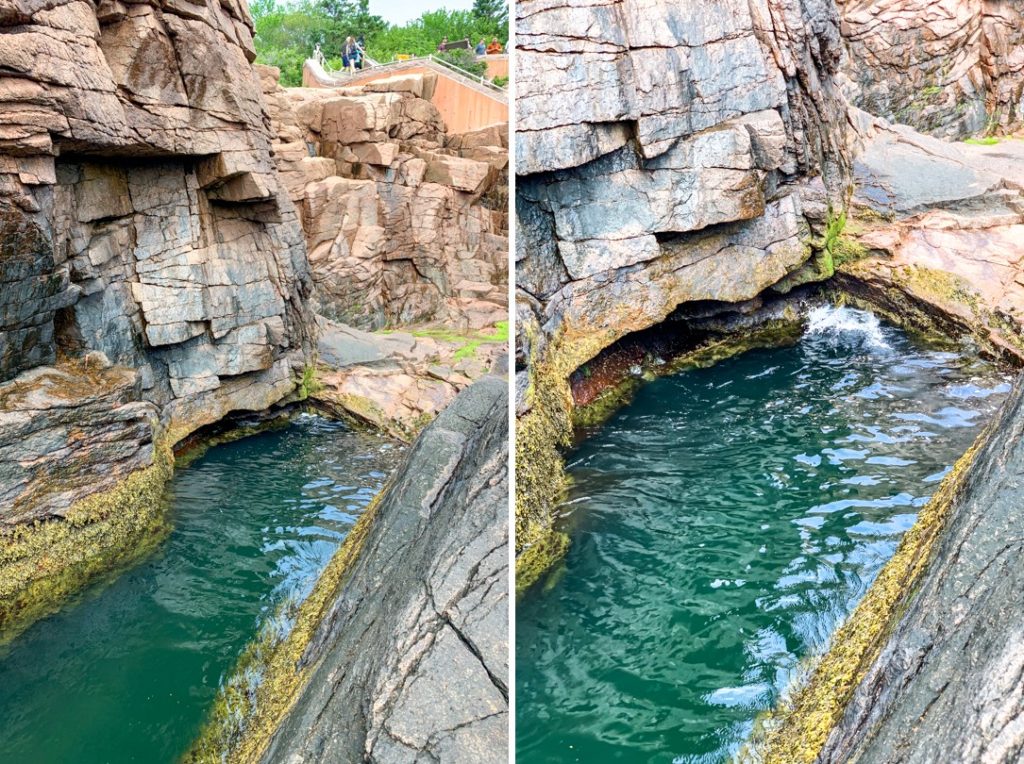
<box><xmin>516</xmin><ymin>306</ymin><xmax>1010</xmax><ymax>763</ymax></box>
<box><xmin>0</xmin><ymin>414</ymin><xmax>400</xmax><ymax>764</ymax></box>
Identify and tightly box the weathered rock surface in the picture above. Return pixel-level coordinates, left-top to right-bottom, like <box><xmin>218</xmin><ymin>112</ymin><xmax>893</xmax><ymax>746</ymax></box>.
<box><xmin>314</xmin><ymin>317</ymin><xmax>506</xmax><ymax>441</ymax></box>
<box><xmin>514</xmin><ymin>0</ymin><xmax>852</xmax><ymax>569</ymax></box>
<box><xmin>837</xmin><ymin>115</ymin><xmax>1024</xmax><ymax>361</ymax></box>
<box><xmin>0</xmin><ymin>359</ymin><xmax>157</xmax><ymax>526</ymax></box>
<box><xmin>0</xmin><ymin>0</ymin><xmax>313</xmax><ymax>629</ymax></box>
<box><xmin>837</xmin><ymin>0</ymin><xmax>1024</xmax><ymax>138</ymax></box>
<box><xmin>262</xmin><ymin>375</ymin><xmax>508</xmax><ymax>764</ymax></box>
<box><xmin>259</xmin><ymin>66</ymin><xmax>508</xmax><ymax>332</ymax></box>
<box><xmin>814</xmin><ymin>377</ymin><xmax>1024</xmax><ymax>763</ymax></box>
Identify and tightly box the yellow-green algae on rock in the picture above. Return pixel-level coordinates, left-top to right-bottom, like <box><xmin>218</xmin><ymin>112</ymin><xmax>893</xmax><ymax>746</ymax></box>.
<box><xmin>742</xmin><ymin>424</ymin><xmax>991</xmax><ymax>764</ymax></box>
<box><xmin>185</xmin><ymin>484</ymin><xmax>390</xmax><ymax>764</ymax></box>
<box><xmin>514</xmin><ymin>354</ymin><xmax>581</xmax><ymax>595</ymax></box>
<box><xmin>0</xmin><ymin>434</ymin><xmax>175</xmax><ymax>643</ymax></box>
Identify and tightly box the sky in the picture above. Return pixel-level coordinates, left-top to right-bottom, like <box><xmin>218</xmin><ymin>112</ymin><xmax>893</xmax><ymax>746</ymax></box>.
<box><xmin>370</xmin><ymin>0</ymin><xmax>474</xmax><ymax>26</ymax></box>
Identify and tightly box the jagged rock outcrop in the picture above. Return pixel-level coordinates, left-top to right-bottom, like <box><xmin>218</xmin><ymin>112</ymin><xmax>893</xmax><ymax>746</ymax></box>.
<box><xmin>514</xmin><ymin>0</ymin><xmax>853</xmax><ymax>582</ymax></box>
<box><xmin>837</xmin><ymin>0</ymin><xmax>1024</xmax><ymax>138</ymax></box>
<box><xmin>314</xmin><ymin>317</ymin><xmax>506</xmax><ymax>441</ymax></box>
<box><xmin>260</xmin><ymin>375</ymin><xmax>509</xmax><ymax>763</ymax></box>
<box><xmin>835</xmin><ymin>111</ymin><xmax>1024</xmax><ymax>362</ymax></box>
<box><xmin>257</xmin><ymin>66</ymin><xmax>508</xmax><ymax>332</ymax></box>
<box><xmin>0</xmin><ymin>0</ymin><xmax>313</xmax><ymax>630</ymax></box>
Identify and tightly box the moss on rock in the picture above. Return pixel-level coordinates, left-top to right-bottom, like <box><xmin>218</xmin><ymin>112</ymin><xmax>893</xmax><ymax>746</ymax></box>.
<box><xmin>0</xmin><ymin>433</ymin><xmax>175</xmax><ymax>642</ymax></box>
<box><xmin>185</xmin><ymin>485</ymin><xmax>390</xmax><ymax>763</ymax></box>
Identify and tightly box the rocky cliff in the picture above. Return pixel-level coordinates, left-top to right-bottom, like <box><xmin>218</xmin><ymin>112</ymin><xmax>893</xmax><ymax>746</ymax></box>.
<box><xmin>258</xmin><ymin>66</ymin><xmax>508</xmax><ymax>332</ymax></box>
<box><xmin>514</xmin><ymin>0</ymin><xmax>853</xmax><ymax>584</ymax></box>
<box><xmin>0</xmin><ymin>0</ymin><xmax>314</xmax><ymax>633</ymax></box>
<box><xmin>837</xmin><ymin>0</ymin><xmax>1024</xmax><ymax>138</ymax></box>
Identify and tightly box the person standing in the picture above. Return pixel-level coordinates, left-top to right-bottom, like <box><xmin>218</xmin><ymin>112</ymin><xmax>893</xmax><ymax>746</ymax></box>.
<box><xmin>343</xmin><ymin>36</ymin><xmax>357</xmax><ymax>74</ymax></box>
<box><xmin>486</xmin><ymin>37</ymin><xmax>502</xmax><ymax>54</ymax></box>
<box><xmin>438</xmin><ymin>36</ymin><xmax>448</xmax><ymax>52</ymax></box>
<box><xmin>475</xmin><ymin>38</ymin><xmax>487</xmax><ymax>55</ymax></box>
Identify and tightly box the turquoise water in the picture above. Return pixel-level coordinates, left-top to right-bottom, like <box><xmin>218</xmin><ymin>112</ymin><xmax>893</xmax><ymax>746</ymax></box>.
<box><xmin>0</xmin><ymin>415</ymin><xmax>400</xmax><ymax>763</ymax></box>
<box><xmin>516</xmin><ymin>307</ymin><xmax>1010</xmax><ymax>763</ymax></box>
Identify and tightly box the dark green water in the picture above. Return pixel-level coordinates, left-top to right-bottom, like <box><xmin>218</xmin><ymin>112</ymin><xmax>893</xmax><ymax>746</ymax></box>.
<box><xmin>0</xmin><ymin>415</ymin><xmax>400</xmax><ymax>763</ymax></box>
<box><xmin>516</xmin><ymin>306</ymin><xmax>1010</xmax><ymax>764</ymax></box>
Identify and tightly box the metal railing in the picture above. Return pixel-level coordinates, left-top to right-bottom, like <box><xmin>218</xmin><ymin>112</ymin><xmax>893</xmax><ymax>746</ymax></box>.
<box><xmin>311</xmin><ymin>44</ymin><xmax>506</xmax><ymax>93</ymax></box>
<box><xmin>423</xmin><ymin>54</ymin><xmax>506</xmax><ymax>93</ymax></box>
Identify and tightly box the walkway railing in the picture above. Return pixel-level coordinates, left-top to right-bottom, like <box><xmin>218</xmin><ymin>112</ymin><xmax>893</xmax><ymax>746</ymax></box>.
<box><xmin>422</xmin><ymin>54</ymin><xmax>506</xmax><ymax>93</ymax></box>
<box><xmin>311</xmin><ymin>44</ymin><xmax>506</xmax><ymax>93</ymax></box>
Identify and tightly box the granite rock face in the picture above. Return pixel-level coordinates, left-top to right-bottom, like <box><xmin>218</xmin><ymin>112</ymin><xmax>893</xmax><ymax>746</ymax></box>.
<box><xmin>837</xmin><ymin>113</ymin><xmax>1024</xmax><ymax>362</ymax></box>
<box><xmin>837</xmin><ymin>0</ymin><xmax>1024</xmax><ymax>138</ymax></box>
<box><xmin>262</xmin><ymin>375</ymin><xmax>509</xmax><ymax>764</ymax></box>
<box><xmin>816</xmin><ymin>378</ymin><xmax>1024</xmax><ymax>763</ymax></box>
<box><xmin>0</xmin><ymin>2</ymin><xmax>312</xmax><ymax>526</ymax></box>
<box><xmin>514</xmin><ymin>0</ymin><xmax>852</xmax><ymax>561</ymax></box>
<box><xmin>259</xmin><ymin>66</ymin><xmax>508</xmax><ymax>332</ymax></box>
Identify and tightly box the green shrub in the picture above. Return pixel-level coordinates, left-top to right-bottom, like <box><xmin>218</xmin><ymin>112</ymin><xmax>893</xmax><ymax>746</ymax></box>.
<box><xmin>435</xmin><ymin>48</ymin><xmax>488</xmax><ymax>78</ymax></box>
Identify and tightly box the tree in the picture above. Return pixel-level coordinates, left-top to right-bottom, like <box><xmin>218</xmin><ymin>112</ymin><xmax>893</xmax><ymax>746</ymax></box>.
<box><xmin>471</xmin><ymin>0</ymin><xmax>508</xmax><ymax>37</ymax></box>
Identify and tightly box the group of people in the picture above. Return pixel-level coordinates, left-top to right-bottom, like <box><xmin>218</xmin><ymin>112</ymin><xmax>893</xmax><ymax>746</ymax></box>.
<box><xmin>435</xmin><ymin>36</ymin><xmax>504</xmax><ymax>55</ymax></box>
<box><xmin>478</xmin><ymin>37</ymin><xmax>504</xmax><ymax>55</ymax></box>
<box><xmin>338</xmin><ymin>34</ymin><xmax>503</xmax><ymax>75</ymax></box>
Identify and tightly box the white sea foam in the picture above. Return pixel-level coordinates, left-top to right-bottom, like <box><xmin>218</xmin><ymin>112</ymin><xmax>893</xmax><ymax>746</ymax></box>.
<box><xmin>805</xmin><ymin>304</ymin><xmax>891</xmax><ymax>350</ymax></box>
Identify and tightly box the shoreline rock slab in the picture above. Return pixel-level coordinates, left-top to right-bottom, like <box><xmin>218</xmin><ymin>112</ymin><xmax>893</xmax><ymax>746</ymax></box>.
<box><xmin>261</xmin><ymin>375</ymin><xmax>509</xmax><ymax>764</ymax></box>
<box><xmin>838</xmin><ymin>116</ymin><xmax>1024</xmax><ymax>362</ymax></box>
<box><xmin>816</xmin><ymin>377</ymin><xmax>1024</xmax><ymax>763</ymax></box>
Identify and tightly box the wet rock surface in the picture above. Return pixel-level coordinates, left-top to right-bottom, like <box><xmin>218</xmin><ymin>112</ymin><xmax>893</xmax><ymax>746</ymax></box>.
<box><xmin>258</xmin><ymin>66</ymin><xmax>508</xmax><ymax>332</ymax></box>
<box><xmin>816</xmin><ymin>378</ymin><xmax>1024</xmax><ymax>763</ymax></box>
<box><xmin>837</xmin><ymin>0</ymin><xmax>1024</xmax><ymax>138</ymax></box>
<box><xmin>262</xmin><ymin>375</ymin><xmax>508</xmax><ymax>764</ymax></box>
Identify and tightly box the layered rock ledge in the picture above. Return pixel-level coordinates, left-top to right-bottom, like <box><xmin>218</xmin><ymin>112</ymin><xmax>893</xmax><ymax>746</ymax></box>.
<box><xmin>0</xmin><ymin>0</ymin><xmax>314</xmax><ymax>634</ymax></box>
<box><xmin>258</xmin><ymin>65</ymin><xmax>508</xmax><ymax>333</ymax></box>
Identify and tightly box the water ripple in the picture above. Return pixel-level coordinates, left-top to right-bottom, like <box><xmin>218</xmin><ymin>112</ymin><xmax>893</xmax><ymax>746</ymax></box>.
<box><xmin>0</xmin><ymin>416</ymin><xmax>400</xmax><ymax>764</ymax></box>
<box><xmin>517</xmin><ymin>307</ymin><xmax>1008</xmax><ymax>764</ymax></box>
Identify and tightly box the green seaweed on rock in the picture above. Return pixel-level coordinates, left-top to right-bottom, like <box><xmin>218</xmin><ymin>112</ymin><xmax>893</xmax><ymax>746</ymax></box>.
<box><xmin>185</xmin><ymin>484</ymin><xmax>391</xmax><ymax>763</ymax></box>
<box><xmin>0</xmin><ymin>433</ymin><xmax>175</xmax><ymax>644</ymax></box>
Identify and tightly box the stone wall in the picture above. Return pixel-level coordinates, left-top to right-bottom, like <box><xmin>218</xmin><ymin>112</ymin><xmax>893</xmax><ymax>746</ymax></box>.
<box><xmin>0</xmin><ymin>0</ymin><xmax>313</xmax><ymax>630</ymax></box>
<box><xmin>514</xmin><ymin>0</ymin><xmax>852</xmax><ymax>582</ymax></box>
<box><xmin>259</xmin><ymin>66</ymin><xmax>508</xmax><ymax>332</ymax></box>
<box><xmin>837</xmin><ymin>0</ymin><xmax>1024</xmax><ymax>138</ymax></box>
